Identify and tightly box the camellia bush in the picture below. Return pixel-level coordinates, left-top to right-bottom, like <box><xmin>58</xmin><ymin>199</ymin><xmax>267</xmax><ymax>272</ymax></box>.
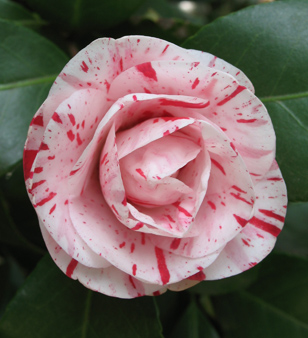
<box><xmin>0</xmin><ymin>0</ymin><xmax>307</xmax><ymax>337</ymax></box>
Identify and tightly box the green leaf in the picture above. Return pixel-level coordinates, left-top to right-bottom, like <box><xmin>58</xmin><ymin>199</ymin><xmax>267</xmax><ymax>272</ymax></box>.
<box><xmin>0</xmin><ymin>20</ymin><xmax>68</xmax><ymax>176</ymax></box>
<box><xmin>212</xmin><ymin>253</ymin><xmax>308</xmax><ymax>337</ymax></box>
<box><xmin>0</xmin><ymin>255</ymin><xmax>163</xmax><ymax>338</ymax></box>
<box><xmin>24</xmin><ymin>0</ymin><xmax>145</xmax><ymax>32</ymax></box>
<box><xmin>182</xmin><ymin>1</ymin><xmax>308</xmax><ymax>202</ymax></box>
<box><xmin>0</xmin><ymin>0</ymin><xmax>43</xmax><ymax>28</ymax></box>
<box><xmin>169</xmin><ymin>297</ymin><xmax>220</xmax><ymax>338</ymax></box>
<box><xmin>275</xmin><ymin>202</ymin><xmax>308</xmax><ymax>257</ymax></box>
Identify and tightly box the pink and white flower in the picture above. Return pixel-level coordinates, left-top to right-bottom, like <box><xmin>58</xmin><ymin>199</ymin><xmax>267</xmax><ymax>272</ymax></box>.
<box><xmin>24</xmin><ymin>36</ymin><xmax>287</xmax><ymax>298</ymax></box>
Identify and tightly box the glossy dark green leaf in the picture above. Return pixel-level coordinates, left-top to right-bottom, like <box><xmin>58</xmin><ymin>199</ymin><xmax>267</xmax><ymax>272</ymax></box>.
<box><xmin>0</xmin><ymin>20</ymin><xmax>68</xmax><ymax>176</ymax></box>
<box><xmin>275</xmin><ymin>202</ymin><xmax>308</xmax><ymax>257</ymax></box>
<box><xmin>212</xmin><ymin>253</ymin><xmax>308</xmax><ymax>338</ymax></box>
<box><xmin>183</xmin><ymin>1</ymin><xmax>308</xmax><ymax>202</ymax></box>
<box><xmin>169</xmin><ymin>297</ymin><xmax>220</xmax><ymax>338</ymax></box>
<box><xmin>0</xmin><ymin>0</ymin><xmax>43</xmax><ymax>28</ymax></box>
<box><xmin>24</xmin><ymin>0</ymin><xmax>145</xmax><ymax>32</ymax></box>
<box><xmin>0</xmin><ymin>255</ymin><xmax>163</xmax><ymax>338</ymax></box>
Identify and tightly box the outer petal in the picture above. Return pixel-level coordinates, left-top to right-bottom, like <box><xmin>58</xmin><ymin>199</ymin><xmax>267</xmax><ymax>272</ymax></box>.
<box><xmin>204</xmin><ymin>160</ymin><xmax>287</xmax><ymax>279</ymax></box>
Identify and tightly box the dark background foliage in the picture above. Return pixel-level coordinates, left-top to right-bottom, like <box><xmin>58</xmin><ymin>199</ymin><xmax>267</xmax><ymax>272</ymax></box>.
<box><xmin>0</xmin><ymin>0</ymin><xmax>307</xmax><ymax>337</ymax></box>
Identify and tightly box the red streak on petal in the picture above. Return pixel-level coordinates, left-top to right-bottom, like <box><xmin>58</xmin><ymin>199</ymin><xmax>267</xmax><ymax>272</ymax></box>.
<box><xmin>172</xmin><ymin>202</ymin><xmax>192</xmax><ymax>217</ymax></box>
<box><xmin>31</xmin><ymin>115</ymin><xmax>44</xmax><ymax>126</ymax></box>
<box><xmin>66</xmin><ymin>258</ymin><xmax>78</xmax><ymax>278</ymax></box>
<box><xmin>23</xmin><ymin>149</ymin><xmax>38</xmax><ymax>180</ymax></box>
<box><xmin>70</xmin><ymin>168</ymin><xmax>80</xmax><ymax>176</ymax></box>
<box><xmin>161</xmin><ymin>44</ymin><xmax>169</xmax><ymax>54</ymax></box>
<box><xmin>230</xmin><ymin>192</ymin><xmax>253</xmax><ymax>205</ymax></box>
<box><xmin>81</xmin><ymin>61</ymin><xmax>89</xmax><ymax>73</ymax></box>
<box><xmin>192</xmin><ymin>77</ymin><xmax>200</xmax><ymax>89</ymax></box>
<box><xmin>217</xmin><ymin>85</ymin><xmax>246</xmax><ymax>106</ymax></box>
<box><xmin>29</xmin><ymin>180</ymin><xmax>46</xmax><ymax>193</ymax></box>
<box><xmin>100</xmin><ymin>152</ymin><xmax>108</xmax><ymax>165</ymax></box>
<box><xmin>230</xmin><ymin>142</ymin><xmax>236</xmax><ymax>152</ymax></box>
<box><xmin>136</xmin><ymin>168</ymin><xmax>146</xmax><ymax>179</ymax></box>
<box><xmin>35</xmin><ymin>192</ymin><xmax>57</xmax><ymax>207</ymax></box>
<box><xmin>67</xmin><ymin>130</ymin><xmax>75</xmax><ymax>141</ymax></box>
<box><xmin>237</xmin><ymin>119</ymin><xmax>257</xmax><ymax>123</ymax></box>
<box><xmin>104</xmin><ymin>80</ymin><xmax>111</xmax><ymax>93</ymax></box>
<box><xmin>49</xmin><ymin>204</ymin><xmax>56</xmax><ymax>214</ymax></box>
<box><xmin>133</xmin><ymin>95</ymin><xmax>137</xmax><ymax>101</ymax></box>
<box><xmin>249</xmin><ymin>217</ymin><xmax>281</xmax><ymax>237</ymax></box>
<box><xmin>34</xmin><ymin>167</ymin><xmax>43</xmax><ymax>174</ymax></box>
<box><xmin>130</xmin><ymin>243</ymin><xmax>135</xmax><ymax>253</ymax></box>
<box><xmin>233</xmin><ymin>214</ymin><xmax>248</xmax><ymax>227</ymax></box>
<box><xmin>119</xmin><ymin>242</ymin><xmax>126</xmax><ymax>248</ymax></box>
<box><xmin>76</xmin><ymin>133</ymin><xmax>83</xmax><ymax>145</ymax></box>
<box><xmin>68</xmin><ymin>114</ymin><xmax>76</xmax><ymax>126</ymax></box>
<box><xmin>122</xmin><ymin>197</ymin><xmax>127</xmax><ymax>206</ymax></box>
<box><xmin>155</xmin><ymin>247</ymin><xmax>170</xmax><ymax>285</ymax></box>
<box><xmin>163</xmin><ymin>130</ymin><xmax>170</xmax><ymax>136</ymax></box>
<box><xmin>68</xmin><ymin>104</ymin><xmax>71</xmax><ymax>109</ymax></box>
<box><xmin>207</xmin><ymin>201</ymin><xmax>216</xmax><ymax>210</ymax></box>
<box><xmin>232</xmin><ymin>185</ymin><xmax>247</xmax><ymax>194</ymax></box>
<box><xmin>166</xmin><ymin>215</ymin><xmax>175</xmax><ymax>222</ymax></box>
<box><xmin>267</xmin><ymin>177</ymin><xmax>283</xmax><ymax>181</ymax></box>
<box><xmin>132</xmin><ymin>264</ymin><xmax>137</xmax><ymax>276</ymax></box>
<box><xmin>136</xmin><ymin>62</ymin><xmax>157</xmax><ymax>81</ymax></box>
<box><xmin>111</xmin><ymin>204</ymin><xmax>119</xmax><ymax>216</ymax></box>
<box><xmin>170</xmin><ymin>238</ymin><xmax>181</xmax><ymax>250</ymax></box>
<box><xmin>258</xmin><ymin>209</ymin><xmax>285</xmax><ymax>222</ymax></box>
<box><xmin>143</xmin><ymin>87</ymin><xmax>151</xmax><ymax>93</ymax></box>
<box><xmin>52</xmin><ymin>112</ymin><xmax>63</xmax><ymax>124</ymax></box>
<box><xmin>242</xmin><ymin>238</ymin><xmax>250</xmax><ymax>246</ymax></box>
<box><xmin>160</xmin><ymin>98</ymin><xmax>210</xmax><ymax>109</ymax></box>
<box><xmin>141</xmin><ymin>233</ymin><xmax>146</xmax><ymax>245</ymax></box>
<box><xmin>211</xmin><ymin>158</ymin><xmax>226</xmax><ymax>175</ymax></box>
<box><xmin>129</xmin><ymin>275</ymin><xmax>136</xmax><ymax>289</ymax></box>
<box><xmin>208</xmin><ymin>56</ymin><xmax>217</xmax><ymax>68</ymax></box>
<box><xmin>119</xmin><ymin>58</ymin><xmax>123</xmax><ymax>72</ymax></box>
<box><xmin>132</xmin><ymin>222</ymin><xmax>143</xmax><ymax>230</ymax></box>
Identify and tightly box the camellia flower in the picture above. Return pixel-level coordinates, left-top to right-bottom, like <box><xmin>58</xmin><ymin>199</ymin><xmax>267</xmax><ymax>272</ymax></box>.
<box><xmin>23</xmin><ymin>36</ymin><xmax>287</xmax><ymax>298</ymax></box>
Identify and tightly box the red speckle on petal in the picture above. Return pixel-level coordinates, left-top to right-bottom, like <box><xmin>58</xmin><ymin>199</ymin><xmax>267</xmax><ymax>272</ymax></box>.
<box><xmin>155</xmin><ymin>247</ymin><xmax>170</xmax><ymax>285</ymax></box>
<box><xmin>68</xmin><ymin>104</ymin><xmax>71</xmax><ymax>109</ymax></box>
<box><xmin>119</xmin><ymin>242</ymin><xmax>126</xmax><ymax>248</ymax></box>
<box><xmin>48</xmin><ymin>155</ymin><xmax>55</xmax><ymax>160</ymax></box>
<box><xmin>49</xmin><ymin>204</ymin><xmax>56</xmax><ymax>214</ymax></box>
<box><xmin>267</xmin><ymin>177</ymin><xmax>283</xmax><ymax>181</ymax></box>
<box><xmin>153</xmin><ymin>291</ymin><xmax>160</xmax><ymax>296</ymax></box>
<box><xmin>122</xmin><ymin>197</ymin><xmax>127</xmax><ymax>206</ymax></box>
<box><xmin>170</xmin><ymin>238</ymin><xmax>181</xmax><ymax>250</ymax></box>
<box><xmin>111</xmin><ymin>204</ymin><xmax>119</xmax><ymax>216</ymax></box>
<box><xmin>159</xmin><ymin>98</ymin><xmax>210</xmax><ymax>109</ymax></box>
<box><xmin>65</xmin><ymin>200</ymin><xmax>69</xmax><ymax>205</ymax></box>
<box><xmin>133</xmin><ymin>95</ymin><xmax>137</xmax><ymax>101</ymax></box>
<box><xmin>81</xmin><ymin>61</ymin><xmax>89</xmax><ymax>73</ymax></box>
<box><xmin>187</xmin><ymin>268</ymin><xmax>206</xmax><ymax>281</ymax></box>
<box><xmin>136</xmin><ymin>62</ymin><xmax>158</xmax><ymax>81</ymax></box>
<box><xmin>230</xmin><ymin>142</ymin><xmax>236</xmax><ymax>152</ymax></box>
<box><xmin>141</xmin><ymin>233</ymin><xmax>146</xmax><ymax>245</ymax></box>
<box><xmin>132</xmin><ymin>264</ymin><xmax>137</xmax><ymax>276</ymax></box>
<box><xmin>119</xmin><ymin>58</ymin><xmax>123</xmax><ymax>72</ymax></box>
<box><xmin>163</xmin><ymin>130</ymin><xmax>170</xmax><ymax>136</ymax></box>
<box><xmin>192</xmin><ymin>77</ymin><xmax>200</xmax><ymax>89</ymax></box>
<box><xmin>67</xmin><ymin>130</ymin><xmax>75</xmax><ymax>141</ymax></box>
<box><xmin>66</xmin><ymin>258</ymin><xmax>78</xmax><ymax>278</ymax></box>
